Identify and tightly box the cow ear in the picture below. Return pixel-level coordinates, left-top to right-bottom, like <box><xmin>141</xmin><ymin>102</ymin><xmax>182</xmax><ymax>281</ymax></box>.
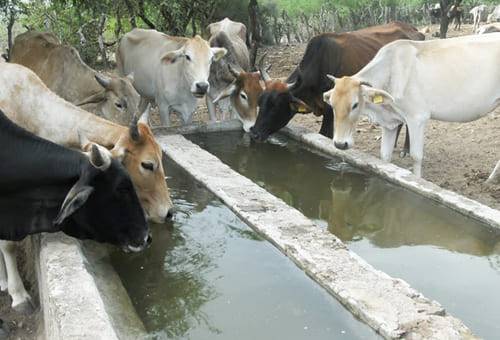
<box><xmin>161</xmin><ymin>48</ymin><xmax>184</xmax><ymax>64</ymax></box>
<box><xmin>53</xmin><ymin>182</ymin><xmax>94</xmax><ymax>226</ymax></box>
<box><xmin>213</xmin><ymin>83</ymin><xmax>237</xmax><ymax>104</ymax></box>
<box><xmin>211</xmin><ymin>47</ymin><xmax>227</xmax><ymax>61</ymax></box>
<box><xmin>138</xmin><ymin>103</ymin><xmax>150</xmax><ymax>125</ymax></box>
<box><xmin>289</xmin><ymin>96</ymin><xmax>311</xmax><ymax>114</ymax></box>
<box><xmin>323</xmin><ymin>90</ymin><xmax>333</xmax><ymax>104</ymax></box>
<box><xmin>361</xmin><ymin>86</ymin><xmax>395</xmax><ymax>105</ymax></box>
<box><xmin>95</xmin><ymin>73</ymin><xmax>112</xmax><ymax>89</ymax></box>
<box><xmin>129</xmin><ymin>114</ymin><xmax>142</xmax><ymax>142</ymax></box>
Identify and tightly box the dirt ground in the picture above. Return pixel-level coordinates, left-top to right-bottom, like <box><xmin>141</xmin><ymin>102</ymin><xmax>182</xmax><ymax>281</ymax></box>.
<box><xmin>259</xmin><ymin>23</ymin><xmax>500</xmax><ymax>211</ymax></box>
<box><xmin>165</xmin><ymin>23</ymin><xmax>500</xmax><ymax>210</ymax></box>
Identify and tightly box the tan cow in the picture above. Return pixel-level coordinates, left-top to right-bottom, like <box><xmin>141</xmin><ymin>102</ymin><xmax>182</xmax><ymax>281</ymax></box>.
<box><xmin>0</xmin><ymin>61</ymin><xmax>173</xmax><ymax>223</ymax></box>
<box><xmin>117</xmin><ymin>29</ymin><xmax>226</xmax><ymax>126</ymax></box>
<box><xmin>10</xmin><ymin>31</ymin><xmax>140</xmax><ymax>125</ymax></box>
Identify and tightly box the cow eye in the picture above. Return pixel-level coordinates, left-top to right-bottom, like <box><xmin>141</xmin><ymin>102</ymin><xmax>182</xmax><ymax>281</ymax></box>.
<box><xmin>115</xmin><ymin>102</ymin><xmax>123</xmax><ymax>109</ymax></box>
<box><xmin>141</xmin><ymin>162</ymin><xmax>154</xmax><ymax>171</ymax></box>
<box><xmin>185</xmin><ymin>55</ymin><xmax>192</xmax><ymax>62</ymax></box>
<box><xmin>240</xmin><ymin>92</ymin><xmax>248</xmax><ymax>100</ymax></box>
<box><xmin>352</xmin><ymin>103</ymin><xmax>359</xmax><ymax>110</ymax></box>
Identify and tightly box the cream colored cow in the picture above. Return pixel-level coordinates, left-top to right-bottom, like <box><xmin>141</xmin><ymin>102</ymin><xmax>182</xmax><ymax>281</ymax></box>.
<box><xmin>117</xmin><ymin>29</ymin><xmax>226</xmax><ymax>126</ymax></box>
<box><xmin>323</xmin><ymin>33</ymin><xmax>500</xmax><ymax>177</ymax></box>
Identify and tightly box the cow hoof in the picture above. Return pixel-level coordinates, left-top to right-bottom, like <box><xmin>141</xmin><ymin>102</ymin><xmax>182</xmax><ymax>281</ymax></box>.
<box><xmin>13</xmin><ymin>299</ymin><xmax>35</xmax><ymax>315</ymax></box>
<box><xmin>0</xmin><ymin>319</ymin><xmax>9</xmax><ymax>339</ymax></box>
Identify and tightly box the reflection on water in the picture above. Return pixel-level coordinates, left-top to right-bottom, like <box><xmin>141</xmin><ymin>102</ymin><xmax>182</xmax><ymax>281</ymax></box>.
<box><xmin>188</xmin><ymin>131</ymin><xmax>500</xmax><ymax>339</ymax></box>
<box><xmin>111</xmin><ymin>159</ymin><xmax>377</xmax><ymax>340</ymax></box>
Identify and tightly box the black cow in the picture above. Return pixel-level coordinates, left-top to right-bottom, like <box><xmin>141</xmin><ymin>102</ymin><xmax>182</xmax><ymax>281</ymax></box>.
<box><xmin>0</xmin><ymin>110</ymin><xmax>149</xmax><ymax>313</ymax></box>
<box><xmin>250</xmin><ymin>22</ymin><xmax>424</xmax><ymax>147</ymax></box>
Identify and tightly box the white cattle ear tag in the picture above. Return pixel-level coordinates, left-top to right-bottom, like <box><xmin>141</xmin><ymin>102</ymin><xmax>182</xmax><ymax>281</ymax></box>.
<box><xmin>372</xmin><ymin>95</ymin><xmax>384</xmax><ymax>104</ymax></box>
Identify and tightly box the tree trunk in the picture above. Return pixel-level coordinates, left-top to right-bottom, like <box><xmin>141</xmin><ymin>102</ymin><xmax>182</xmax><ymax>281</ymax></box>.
<box><xmin>6</xmin><ymin>7</ymin><xmax>15</xmax><ymax>61</ymax></box>
<box><xmin>138</xmin><ymin>0</ymin><xmax>156</xmax><ymax>29</ymax></box>
<box><xmin>248</xmin><ymin>0</ymin><xmax>261</xmax><ymax>70</ymax></box>
<box><xmin>439</xmin><ymin>0</ymin><xmax>451</xmax><ymax>38</ymax></box>
<box><xmin>123</xmin><ymin>0</ymin><xmax>137</xmax><ymax>28</ymax></box>
<box><xmin>97</xmin><ymin>14</ymin><xmax>108</xmax><ymax>69</ymax></box>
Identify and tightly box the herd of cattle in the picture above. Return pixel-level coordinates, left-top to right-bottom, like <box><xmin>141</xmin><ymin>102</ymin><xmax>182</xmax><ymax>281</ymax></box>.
<box><xmin>0</xmin><ymin>12</ymin><xmax>499</xmax><ymax>321</ymax></box>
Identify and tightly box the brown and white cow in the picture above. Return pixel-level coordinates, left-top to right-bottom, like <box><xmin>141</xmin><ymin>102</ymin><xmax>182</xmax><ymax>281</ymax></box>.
<box><xmin>117</xmin><ymin>29</ymin><xmax>226</xmax><ymax>126</ymax></box>
<box><xmin>10</xmin><ymin>31</ymin><xmax>140</xmax><ymax>125</ymax></box>
<box><xmin>206</xmin><ymin>18</ymin><xmax>250</xmax><ymax>125</ymax></box>
<box><xmin>0</xmin><ymin>61</ymin><xmax>173</xmax><ymax>223</ymax></box>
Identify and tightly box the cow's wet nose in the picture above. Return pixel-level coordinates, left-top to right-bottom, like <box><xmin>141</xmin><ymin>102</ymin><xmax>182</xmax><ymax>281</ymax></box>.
<box><xmin>146</xmin><ymin>234</ymin><xmax>152</xmax><ymax>246</ymax></box>
<box><xmin>166</xmin><ymin>209</ymin><xmax>173</xmax><ymax>220</ymax></box>
<box><xmin>195</xmin><ymin>82</ymin><xmax>209</xmax><ymax>94</ymax></box>
<box><xmin>334</xmin><ymin>141</ymin><xmax>348</xmax><ymax>150</ymax></box>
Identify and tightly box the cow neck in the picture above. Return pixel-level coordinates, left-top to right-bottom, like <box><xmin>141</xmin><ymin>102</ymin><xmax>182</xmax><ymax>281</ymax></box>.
<box><xmin>0</xmin><ymin>112</ymin><xmax>84</xmax><ymax>193</ymax></box>
<box><xmin>74</xmin><ymin>112</ymin><xmax>125</xmax><ymax>150</ymax></box>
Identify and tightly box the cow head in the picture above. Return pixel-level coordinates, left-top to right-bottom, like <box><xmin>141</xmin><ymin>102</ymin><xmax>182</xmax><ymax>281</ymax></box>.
<box><xmin>323</xmin><ymin>75</ymin><xmax>396</xmax><ymax>150</ymax></box>
<box><xmin>82</xmin><ymin>106</ymin><xmax>174</xmax><ymax>223</ymax></box>
<box><xmin>161</xmin><ymin>35</ymin><xmax>226</xmax><ymax>101</ymax></box>
<box><xmin>250</xmin><ymin>78</ymin><xmax>310</xmax><ymax>142</ymax></box>
<box><xmin>77</xmin><ymin>73</ymin><xmax>141</xmax><ymax>125</ymax></box>
<box><xmin>214</xmin><ymin>64</ymin><xmax>264</xmax><ymax>132</ymax></box>
<box><xmin>55</xmin><ymin>142</ymin><xmax>149</xmax><ymax>252</ymax></box>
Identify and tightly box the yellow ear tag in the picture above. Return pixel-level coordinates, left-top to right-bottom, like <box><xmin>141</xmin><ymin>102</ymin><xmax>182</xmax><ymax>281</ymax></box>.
<box><xmin>297</xmin><ymin>105</ymin><xmax>308</xmax><ymax>113</ymax></box>
<box><xmin>372</xmin><ymin>95</ymin><xmax>384</xmax><ymax>104</ymax></box>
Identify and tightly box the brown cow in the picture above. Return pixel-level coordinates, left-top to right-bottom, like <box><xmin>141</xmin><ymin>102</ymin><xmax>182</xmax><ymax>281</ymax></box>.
<box><xmin>10</xmin><ymin>31</ymin><xmax>140</xmax><ymax>125</ymax></box>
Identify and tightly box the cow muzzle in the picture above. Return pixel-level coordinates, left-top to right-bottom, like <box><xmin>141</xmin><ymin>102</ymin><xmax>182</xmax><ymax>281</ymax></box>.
<box><xmin>249</xmin><ymin>126</ymin><xmax>269</xmax><ymax>142</ymax></box>
<box><xmin>334</xmin><ymin>141</ymin><xmax>349</xmax><ymax>150</ymax></box>
<box><xmin>192</xmin><ymin>82</ymin><xmax>209</xmax><ymax>98</ymax></box>
<box><xmin>123</xmin><ymin>233</ymin><xmax>152</xmax><ymax>253</ymax></box>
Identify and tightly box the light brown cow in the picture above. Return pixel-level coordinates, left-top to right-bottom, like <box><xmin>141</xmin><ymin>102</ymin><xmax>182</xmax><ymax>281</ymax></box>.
<box><xmin>10</xmin><ymin>31</ymin><xmax>140</xmax><ymax>125</ymax></box>
<box><xmin>0</xmin><ymin>61</ymin><xmax>172</xmax><ymax>223</ymax></box>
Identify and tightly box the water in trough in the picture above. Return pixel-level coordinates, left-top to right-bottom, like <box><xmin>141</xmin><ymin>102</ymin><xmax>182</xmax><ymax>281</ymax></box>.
<box><xmin>110</xmin><ymin>158</ymin><xmax>377</xmax><ymax>339</ymax></box>
<box><xmin>188</xmin><ymin>131</ymin><xmax>500</xmax><ymax>339</ymax></box>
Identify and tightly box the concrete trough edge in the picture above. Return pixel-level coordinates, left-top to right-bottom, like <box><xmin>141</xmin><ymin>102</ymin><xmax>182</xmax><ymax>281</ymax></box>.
<box><xmin>153</xmin><ymin>119</ymin><xmax>243</xmax><ymax>136</ymax></box>
<box><xmin>282</xmin><ymin>124</ymin><xmax>500</xmax><ymax>230</ymax></box>
<box><xmin>158</xmin><ymin>133</ymin><xmax>477</xmax><ymax>340</ymax></box>
<box><xmin>36</xmin><ymin>233</ymin><xmax>145</xmax><ymax>340</ymax></box>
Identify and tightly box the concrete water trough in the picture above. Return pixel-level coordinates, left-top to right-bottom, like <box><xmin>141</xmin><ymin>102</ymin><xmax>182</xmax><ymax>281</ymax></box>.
<box><xmin>24</xmin><ymin>119</ymin><xmax>500</xmax><ymax>339</ymax></box>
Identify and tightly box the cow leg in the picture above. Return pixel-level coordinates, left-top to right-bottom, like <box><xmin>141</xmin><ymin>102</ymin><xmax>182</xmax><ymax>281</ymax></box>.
<box><xmin>380</xmin><ymin>126</ymin><xmax>399</xmax><ymax>162</ymax></box>
<box><xmin>399</xmin><ymin>125</ymin><xmax>410</xmax><ymax>158</ymax></box>
<box><xmin>0</xmin><ymin>252</ymin><xmax>7</xmax><ymax>291</ymax></box>
<box><xmin>206</xmin><ymin>95</ymin><xmax>217</xmax><ymax>122</ymax></box>
<box><xmin>407</xmin><ymin>119</ymin><xmax>426</xmax><ymax>177</ymax></box>
<box><xmin>158</xmin><ymin>105</ymin><xmax>171</xmax><ymax>126</ymax></box>
<box><xmin>319</xmin><ymin>107</ymin><xmax>334</xmax><ymax>139</ymax></box>
<box><xmin>0</xmin><ymin>241</ymin><xmax>33</xmax><ymax>313</ymax></box>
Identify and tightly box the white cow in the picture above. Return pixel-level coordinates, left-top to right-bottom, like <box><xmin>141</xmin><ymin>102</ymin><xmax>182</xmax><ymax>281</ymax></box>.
<box><xmin>477</xmin><ymin>23</ymin><xmax>500</xmax><ymax>34</ymax></box>
<box><xmin>487</xmin><ymin>5</ymin><xmax>500</xmax><ymax>23</ymax></box>
<box><xmin>323</xmin><ymin>33</ymin><xmax>500</xmax><ymax>177</ymax></box>
<box><xmin>116</xmin><ymin>29</ymin><xmax>226</xmax><ymax>126</ymax></box>
<box><xmin>471</xmin><ymin>5</ymin><xmax>488</xmax><ymax>33</ymax></box>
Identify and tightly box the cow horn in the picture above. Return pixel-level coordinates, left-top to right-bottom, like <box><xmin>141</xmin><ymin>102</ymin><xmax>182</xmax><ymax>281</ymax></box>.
<box><xmin>129</xmin><ymin>115</ymin><xmax>141</xmax><ymax>141</ymax></box>
<box><xmin>228</xmin><ymin>64</ymin><xmax>241</xmax><ymax>78</ymax></box>
<box><xmin>138</xmin><ymin>104</ymin><xmax>151</xmax><ymax>125</ymax></box>
<box><xmin>89</xmin><ymin>144</ymin><xmax>112</xmax><ymax>171</ymax></box>
<box><xmin>285</xmin><ymin>81</ymin><xmax>296</xmax><ymax>90</ymax></box>
<box><xmin>213</xmin><ymin>83</ymin><xmax>237</xmax><ymax>104</ymax></box>
<box><xmin>326</xmin><ymin>74</ymin><xmax>336</xmax><ymax>85</ymax></box>
<box><xmin>95</xmin><ymin>73</ymin><xmax>112</xmax><ymax>89</ymax></box>
<box><xmin>126</xmin><ymin>72</ymin><xmax>135</xmax><ymax>82</ymax></box>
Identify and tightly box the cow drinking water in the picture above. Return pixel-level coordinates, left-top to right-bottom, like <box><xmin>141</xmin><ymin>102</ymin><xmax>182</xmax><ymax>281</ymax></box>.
<box><xmin>0</xmin><ymin>110</ymin><xmax>148</xmax><ymax>312</ymax></box>
<box><xmin>249</xmin><ymin>22</ymin><xmax>424</xmax><ymax>142</ymax></box>
<box><xmin>323</xmin><ymin>33</ymin><xmax>500</xmax><ymax>177</ymax></box>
